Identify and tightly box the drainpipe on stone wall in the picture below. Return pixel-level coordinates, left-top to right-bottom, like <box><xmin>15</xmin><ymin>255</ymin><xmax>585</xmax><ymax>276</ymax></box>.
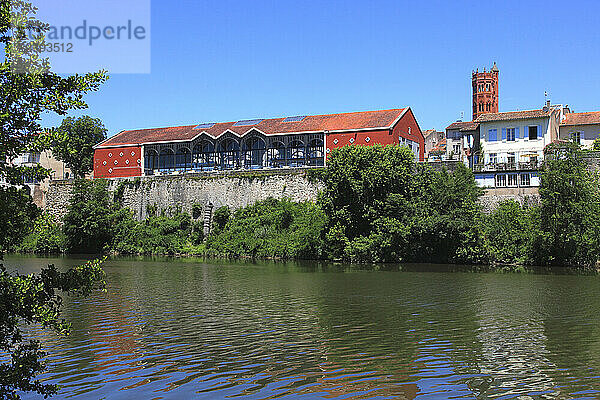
<box><xmin>140</xmin><ymin>145</ymin><xmax>145</xmax><ymax>177</ymax></box>
<box><xmin>323</xmin><ymin>131</ymin><xmax>328</xmax><ymax>167</ymax></box>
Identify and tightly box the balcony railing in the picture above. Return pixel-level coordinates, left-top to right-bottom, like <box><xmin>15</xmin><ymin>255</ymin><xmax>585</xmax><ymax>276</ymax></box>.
<box><xmin>473</xmin><ymin>161</ymin><xmax>542</xmax><ymax>172</ymax></box>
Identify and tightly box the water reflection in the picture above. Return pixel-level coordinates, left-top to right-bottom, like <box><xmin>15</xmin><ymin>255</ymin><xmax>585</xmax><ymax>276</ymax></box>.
<box><xmin>4</xmin><ymin>256</ymin><xmax>600</xmax><ymax>399</ymax></box>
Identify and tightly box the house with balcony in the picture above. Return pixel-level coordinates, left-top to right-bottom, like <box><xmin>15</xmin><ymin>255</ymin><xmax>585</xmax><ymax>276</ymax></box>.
<box><xmin>473</xmin><ymin>102</ymin><xmax>565</xmax><ymax>190</ymax></box>
<box><xmin>559</xmin><ymin>111</ymin><xmax>600</xmax><ymax>148</ymax></box>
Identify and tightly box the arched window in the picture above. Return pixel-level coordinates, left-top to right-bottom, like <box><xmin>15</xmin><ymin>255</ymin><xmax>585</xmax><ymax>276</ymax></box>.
<box><xmin>307</xmin><ymin>138</ymin><xmax>324</xmax><ymax>166</ymax></box>
<box><xmin>175</xmin><ymin>147</ymin><xmax>191</xmax><ymax>171</ymax></box>
<box><xmin>287</xmin><ymin>139</ymin><xmax>305</xmax><ymax>167</ymax></box>
<box><xmin>144</xmin><ymin>149</ymin><xmax>159</xmax><ymax>174</ymax></box>
<box><xmin>267</xmin><ymin>141</ymin><xmax>286</xmax><ymax>168</ymax></box>
<box><xmin>159</xmin><ymin>148</ymin><xmax>175</xmax><ymax>172</ymax></box>
<box><xmin>242</xmin><ymin>137</ymin><xmax>266</xmax><ymax>168</ymax></box>
<box><xmin>192</xmin><ymin>140</ymin><xmax>215</xmax><ymax>170</ymax></box>
<box><xmin>217</xmin><ymin>139</ymin><xmax>240</xmax><ymax>169</ymax></box>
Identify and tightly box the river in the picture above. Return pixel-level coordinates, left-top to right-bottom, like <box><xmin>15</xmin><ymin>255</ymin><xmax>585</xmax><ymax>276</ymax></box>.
<box><xmin>4</xmin><ymin>255</ymin><xmax>600</xmax><ymax>399</ymax></box>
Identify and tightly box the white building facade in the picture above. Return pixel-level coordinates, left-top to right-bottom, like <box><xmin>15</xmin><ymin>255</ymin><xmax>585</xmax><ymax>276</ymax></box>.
<box><xmin>473</xmin><ymin>105</ymin><xmax>564</xmax><ymax>189</ymax></box>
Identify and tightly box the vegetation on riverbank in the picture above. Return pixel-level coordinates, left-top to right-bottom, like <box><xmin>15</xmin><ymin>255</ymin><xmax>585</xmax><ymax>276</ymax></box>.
<box><xmin>12</xmin><ymin>142</ymin><xmax>600</xmax><ymax>269</ymax></box>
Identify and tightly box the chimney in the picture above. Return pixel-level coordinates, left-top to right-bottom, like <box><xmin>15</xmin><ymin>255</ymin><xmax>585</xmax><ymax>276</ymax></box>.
<box><xmin>543</xmin><ymin>100</ymin><xmax>551</xmax><ymax>111</ymax></box>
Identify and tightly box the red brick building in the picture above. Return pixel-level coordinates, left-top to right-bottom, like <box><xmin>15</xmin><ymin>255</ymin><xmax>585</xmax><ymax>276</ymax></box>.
<box><xmin>93</xmin><ymin>108</ymin><xmax>424</xmax><ymax>178</ymax></box>
<box><xmin>472</xmin><ymin>62</ymin><xmax>499</xmax><ymax>120</ymax></box>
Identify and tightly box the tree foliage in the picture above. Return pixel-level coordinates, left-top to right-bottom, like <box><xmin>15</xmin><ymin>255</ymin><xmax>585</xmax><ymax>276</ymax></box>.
<box><xmin>536</xmin><ymin>142</ymin><xmax>600</xmax><ymax>266</ymax></box>
<box><xmin>0</xmin><ymin>2</ymin><xmax>108</xmax><ymax>396</ymax></box>
<box><xmin>62</xmin><ymin>179</ymin><xmax>116</xmax><ymax>253</ymax></box>
<box><xmin>205</xmin><ymin>198</ymin><xmax>325</xmax><ymax>259</ymax></box>
<box><xmin>0</xmin><ymin>187</ymin><xmax>39</xmax><ymax>252</ymax></box>
<box><xmin>52</xmin><ymin>116</ymin><xmax>107</xmax><ymax>178</ymax></box>
<box><xmin>0</xmin><ymin>0</ymin><xmax>107</xmax><ymax>185</ymax></box>
<box><xmin>0</xmin><ymin>259</ymin><xmax>105</xmax><ymax>399</ymax></box>
<box><xmin>17</xmin><ymin>212</ymin><xmax>65</xmax><ymax>254</ymax></box>
<box><xmin>318</xmin><ymin>145</ymin><xmax>485</xmax><ymax>263</ymax></box>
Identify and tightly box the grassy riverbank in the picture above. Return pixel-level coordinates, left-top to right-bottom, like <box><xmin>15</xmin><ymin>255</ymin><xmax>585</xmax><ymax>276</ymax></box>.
<box><xmin>13</xmin><ymin>143</ymin><xmax>600</xmax><ymax>269</ymax></box>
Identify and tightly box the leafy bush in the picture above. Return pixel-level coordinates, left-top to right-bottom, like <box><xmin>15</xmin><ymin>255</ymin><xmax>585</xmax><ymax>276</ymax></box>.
<box><xmin>205</xmin><ymin>198</ymin><xmax>325</xmax><ymax>259</ymax></box>
<box><xmin>0</xmin><ymin>186</ymin><xmax>40</xmax><ymax>251</ymax></box>
<box><xmin>212</xmin><ymin>206</ymin><xmax>230</xmax><ymax>231</ymax></box>
<box><xmin>483</xmin><ymin>200</ymin><xmax>535</xmax><ymax>265</ymax></box>
<box><xmin>18</xmin><ymin>213</ymin><xmax>65</xmax><ymax>254</ymax></box>
<box><xmin>111</xmin><ymin>212</ymin><xmax>193</xmax><ymax>255</ymax></box>
<box><xmin>318</xmin><ymin>144</ymin><xmax>485</xmax><ymax>263</ymax></box>
<box><xmin>62</xmin><ymin>179</ymin><xmax>116</xmax><ymax>253</ymax></box>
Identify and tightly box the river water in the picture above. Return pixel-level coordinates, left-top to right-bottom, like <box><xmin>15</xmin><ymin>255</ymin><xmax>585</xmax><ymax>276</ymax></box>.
<box><xmin>4</xmin><ymin>255</ymin><xmax>600</xmax><ymax>400</ymax></box>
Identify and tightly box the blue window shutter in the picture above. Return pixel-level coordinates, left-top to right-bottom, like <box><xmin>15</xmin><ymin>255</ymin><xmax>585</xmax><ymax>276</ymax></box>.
<box><xmin>525</xmin><ymin>126</ymin><xmax>529</xmax><ymax>139</ymax></box>
<box><xmin>516</xmin><ymin>127</ymin><xmax>520</xmax><ymax>139</ymax></box>
<box><xmin>487</xmin><ymin>129</ymin><xmax>492</xmax><ymax>141</ymax></box>
<box><xmin>538</xmin><ymin>125</ymin><xmax>543</xmax><ymax>138</ymax></box>
<box><xmin>502</xmin><ymin>128</ymin><xmax>507</xmax><ymax>141</ymax></box>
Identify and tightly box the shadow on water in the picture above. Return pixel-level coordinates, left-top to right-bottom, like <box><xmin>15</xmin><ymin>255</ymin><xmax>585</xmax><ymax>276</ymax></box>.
<box><xmin>3</xmin><ymin>255</ymin><xmax>600</xmax><ymax>399</ymax></box>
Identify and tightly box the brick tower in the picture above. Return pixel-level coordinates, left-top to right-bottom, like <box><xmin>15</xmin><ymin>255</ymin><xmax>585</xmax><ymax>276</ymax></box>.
<box><xmin>472</xmin><ymin>62</ymin><xmax>499</xmax><ymax>120</ymax></box>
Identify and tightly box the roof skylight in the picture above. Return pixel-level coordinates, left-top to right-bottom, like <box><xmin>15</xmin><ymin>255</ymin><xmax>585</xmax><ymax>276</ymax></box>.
<box><xmin>283</xmin><ymin>116</ymin><xmax>306</xmax><ymax>122</ymax></box>
<box><xmin>233</xmin><ymin>119</ymin><xmax>263</xmax><ymax>126</ymax></box>
<box><xmin>194</xmin><ymin>123</ymin><xmax>216</xmax><ymax>129</ymax></box>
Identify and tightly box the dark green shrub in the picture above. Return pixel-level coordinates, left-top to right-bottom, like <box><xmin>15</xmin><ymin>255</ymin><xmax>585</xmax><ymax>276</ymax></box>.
<box><xmin>18</xmin><ymin>213</ymin><xmax>65</xmax><ymax>254</ymax></box>
<box><xmin>213</xmin><ymin>206</ymin><xmax>231</xmax><ymax>231</ymax></box>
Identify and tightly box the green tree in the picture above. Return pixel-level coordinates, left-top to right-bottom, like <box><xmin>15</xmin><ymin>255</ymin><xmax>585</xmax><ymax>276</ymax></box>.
<box><xmin>52</xmin><ymin>116</ymin><xmax>107</xmax><ymax>178</ymax></box>
<box><xmin>537</xmin><ymin>141</ymin><xmax>600</xmax><ymax>266</ymax></box>
<box><xmin>0</xmin><ymin>2</ymin><xmax>107</xmax><ymax>397</ymax></box>
<box><xmin>318</xmin><ymin>145</ymin><xmax>486</xmax><ymax>263</ymax></box>
<box><xmin>318</xmin><ymin>144</ymin><xmax>416</xmax><ymax>261</ymax></box>
<box><xmin>0</xmin><ymin>186</ymin><xmax>39</xmax><ymax>252</ymax></box>
<box><xmin>484</xmin><ymin>200</ymin><xmax>535</xmax><ymax>265</ymax></box>
<box><xmin>0</xmin><ymin>259</ymin><xmax>105</xmax><ymax>399</ymax></box>
<box><xmin>62</xmin><ymin>179</ymin><xmax>115</xmax><ymax>253</ymax></box>
<box><xmin>206</xmin><ymin>198</ymin><xmax>325</xmax><ymax>259</ymax></box>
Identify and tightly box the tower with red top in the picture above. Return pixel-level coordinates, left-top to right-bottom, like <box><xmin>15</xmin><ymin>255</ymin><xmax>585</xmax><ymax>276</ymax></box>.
<box><xmin>472</xmin><ymin>62</ymin><xmax>499</xmax><ymax>120</ymax></box>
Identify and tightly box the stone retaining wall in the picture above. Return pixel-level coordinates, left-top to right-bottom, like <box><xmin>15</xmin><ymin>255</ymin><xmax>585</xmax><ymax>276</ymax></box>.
<box><xmin>45</xmin><ymin>169</ymin><xmax>324</xmax><ymax>221</ymax></box>
<box><xmin>45</xmin><ymin>168</ymin><xmax>540</xmax><ymax>220</ymax></box>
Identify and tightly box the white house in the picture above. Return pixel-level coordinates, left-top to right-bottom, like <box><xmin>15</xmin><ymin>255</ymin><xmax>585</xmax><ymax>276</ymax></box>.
<box><xmin>559</xmin><ymin>111</ymin><xmax>600</xmax><ymax>148</ymax></box>
<box><xmin>473</xmin><ymin>102</ymin><xmax>565</xmax><ymax>189</ymax></box>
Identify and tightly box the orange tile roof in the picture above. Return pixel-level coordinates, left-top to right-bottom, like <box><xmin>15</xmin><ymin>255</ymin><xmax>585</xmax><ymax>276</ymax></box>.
<box><xmin>430</xmin><ymin>138</ymin><xmax>447</xmax><ymax>152</ymax></box>
<box><xmin>98</xmin><ymin>108</ymin><xmax>408</xmax><ymax>147</ymax></box>
<box><xmin>475</xmin><ymin>109</ymin><xmax>551</xmax><ymax>122</ymax></box>
<box><xmin>561</xmin><ymin>111</ymin><xmax>600</xmax><ymax>126</ymax></box>
<box><xmin>446</xmin><ymin>121</ymin><xmax>479</xmax><ymax>131</ymax></box>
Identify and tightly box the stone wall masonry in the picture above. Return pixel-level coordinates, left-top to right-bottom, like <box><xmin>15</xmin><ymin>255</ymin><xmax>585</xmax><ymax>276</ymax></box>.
<box><xmin>45</xmin><ymin>167</ymin><xmax>541</xmax><ymax>221</ymax></box>
<box><xmin>479</xmin><ymin>187</ymin><xmax>540</xmax><ymax>213</ymax></box>
<box><xmin>45</xmin><ymin>169</ymin><xmax>324</xmax><ymax>221</ymax></box>
<box><xmin>44</xmin><ymin>179</ymin><xmax>75</xmax><ymax>221</ymax></box>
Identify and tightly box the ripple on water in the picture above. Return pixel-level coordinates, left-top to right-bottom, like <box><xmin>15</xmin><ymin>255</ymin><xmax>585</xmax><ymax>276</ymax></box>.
<box><xmin>4</xmin><ymin>257</ymin><xmax>600</xmax><ymax>400</ymax></box>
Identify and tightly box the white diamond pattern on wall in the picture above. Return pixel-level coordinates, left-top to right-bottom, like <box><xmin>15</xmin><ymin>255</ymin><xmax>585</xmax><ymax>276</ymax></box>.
<box><xmin>333</xmin><ymin>139</ymin><xmax>339</xmax><ymax>145</ymax></box>
<box><xmin>365</xmin><ymin>137</ymin><xmax>371</xmax><ymax>142</ymax></box>
<box><xmin>349</xmin><ymin>138</ymin><xmax>355</xmax><ymax>143</ymax></box>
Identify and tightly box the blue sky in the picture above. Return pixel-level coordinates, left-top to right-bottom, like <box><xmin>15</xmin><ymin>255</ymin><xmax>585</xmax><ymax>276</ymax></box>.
<box><xmin>41</xmin><ymin>0</ymin><xmax>600</xmax><ymax>137</ymax></box>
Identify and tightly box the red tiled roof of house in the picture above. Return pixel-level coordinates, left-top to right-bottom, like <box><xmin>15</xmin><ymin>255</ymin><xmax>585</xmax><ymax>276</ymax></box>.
<box><xmin>97</xmin><ymin>108</ymin><xmax>408</xmax><ymax>148</ymax></box>
<box><xmin>445</xmin><ymin>121</ymin><xmax>479</xmax><ymax>131</ymax></box>
<box><xmin>475</xmin><ymin>109</ymin><xmax>550</xmax><ymax>122</ymax></box>
<box><xmin>430</xmin><ymin>138</ymin><xmax>446</xmax><ymax>152</ymax></box>
<box><xmin>561</xmin><ymin>111</ymin><xmax>600</xmax><ymax>126</ymax></box>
